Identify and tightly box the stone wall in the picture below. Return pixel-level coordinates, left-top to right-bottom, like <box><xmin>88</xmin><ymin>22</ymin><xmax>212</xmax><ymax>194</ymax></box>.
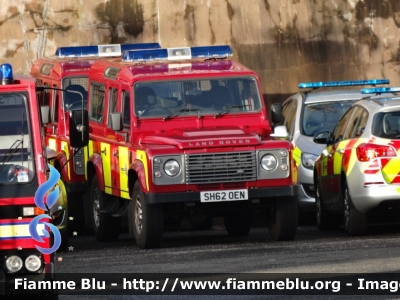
<box><xmin>1</xmin><ymin>0</ymin><xmax>400</xmax><ymax>105</ymax></box>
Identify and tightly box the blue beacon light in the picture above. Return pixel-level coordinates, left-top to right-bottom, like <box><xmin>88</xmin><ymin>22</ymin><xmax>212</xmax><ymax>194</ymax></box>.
<box><xmin>55</xmin><ymin>43</ymin><xmax>161</xmax><ymax>58</ymax></box>
<box><xmin>122</xmin><ymin>45</ymin><xmax>233</xmax><ymax>62</ymax></box>
<box><xmin>298</xmin><ymin>79</ymin><xmax>390</xmax><ymax>89</ymax></box>
<box><xmin>361</xmin><ymin>87</ymin><xmax>400</xmax><ymax>94</ymax></box>
<box><xmin>0</xmin><ymin>63</ymin><xmax>14</xmax><ymax>85</ymax></box>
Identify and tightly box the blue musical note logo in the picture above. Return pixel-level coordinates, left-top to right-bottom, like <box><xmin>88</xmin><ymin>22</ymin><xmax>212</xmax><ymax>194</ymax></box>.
<box><xmin>29</xmin><ymin>164</ymin><xmax>62</xmax><ymax>254</ymax></box>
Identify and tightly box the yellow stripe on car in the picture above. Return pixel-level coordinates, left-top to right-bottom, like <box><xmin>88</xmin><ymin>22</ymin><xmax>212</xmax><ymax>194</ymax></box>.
<box><xmin>119</xmin><ymin>146</ymin><xmax>130</xmax><ymax>199</ymax></box>
<box><xmin>136</xmin><ymin>150</ymin><xmax>149</xmax><ymax>191</ymax></box>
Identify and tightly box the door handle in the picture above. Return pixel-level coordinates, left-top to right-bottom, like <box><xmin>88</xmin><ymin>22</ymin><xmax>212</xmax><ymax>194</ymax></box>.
<box><xmin>101</xmin><ymin>148</ymin><xmax>107</xmax><ymax>155</ymax></box>
<box><xmin>338</xmin><ymin>149</ymin><xmax>344</xmax><ymax>154</ymax></box>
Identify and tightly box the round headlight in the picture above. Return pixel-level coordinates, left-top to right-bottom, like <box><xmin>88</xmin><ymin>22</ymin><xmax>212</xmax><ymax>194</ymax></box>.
<box><xmin>261</xmin><ymin>154</ymin><xmax>277</xmax><ymax>171</ymax></box>
<box><xmin>25</xmin><ymin>255</ymin><xmax>42</xmax><ymax>272</ymax></box>
<box><xmin>6</xmin><ymin>256</ymin><xmax>23</xmax><ymax>273</ymax></box>
<box><xmin>164</xmin><ymin>160</ymin><xmax>180</xmax><ymax>177</ymax></box>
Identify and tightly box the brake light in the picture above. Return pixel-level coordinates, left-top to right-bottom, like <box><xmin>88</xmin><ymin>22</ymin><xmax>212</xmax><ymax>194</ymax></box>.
<box><xmin>356</xmin><ymin>143</ymin><xmax>397</xmax><ymax>161</ymax></box>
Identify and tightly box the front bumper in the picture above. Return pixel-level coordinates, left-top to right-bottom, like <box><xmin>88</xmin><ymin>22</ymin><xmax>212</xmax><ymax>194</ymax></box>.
<box><xmin>1</xmin><ymin>262</ymin><xmax>55</xmax><ymax>296</ymax></box>
<box><xmin>145</xmin><ymin>184</ymin><xmax>300</xmax><ymax>204</ymax></box>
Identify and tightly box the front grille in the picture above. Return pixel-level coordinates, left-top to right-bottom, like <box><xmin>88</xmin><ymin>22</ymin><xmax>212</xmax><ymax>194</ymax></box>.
<box><xmin>185</xmin><ymin>152</ymin><xmax>256</xmax><ymax>184</ymax></box>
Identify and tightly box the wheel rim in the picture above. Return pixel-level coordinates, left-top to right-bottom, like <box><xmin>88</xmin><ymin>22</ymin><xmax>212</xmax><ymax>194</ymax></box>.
<box><xmin>135</xmin><ymin>195</ymin><xmax>143</xmax><ymax>235</ymax></box>
<box><xmin>343</xmin><ymin>187</ymin><xmax>350</xmax><ymax>230</ymax></box>
<box><xmin>316</xmin><ymin>186</ymin><xmax>322</xmax><ymax>226</ymax></box>
<box><xmin>93</xmin><ymin>188</ymin><xmax>100</xmax><ymax>228</ymax></box>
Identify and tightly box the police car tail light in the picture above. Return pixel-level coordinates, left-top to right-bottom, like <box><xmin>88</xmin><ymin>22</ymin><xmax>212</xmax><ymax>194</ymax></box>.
<box><xmin>356</xmin><ymin>143</ymin><xmax>397</xmax><ymax>162</ymax></box>
<box><xmin>0</xmin><ymin>63</ymin><xmax>14</xmax><ymax>85</ymax></box>
<box><xmin>55</xmin><ymin>43</ymin><xmax>161</xmax><ymax>57</ymax></box>
<box><xmin>122</xmin><ymin>45</ymin><xmax>233</xmax><ymax>62</ymax></box>
<box><xmin>298</xmin><ymin>79</ymin><xmax>389</xmax><ymax>89</ymax></box>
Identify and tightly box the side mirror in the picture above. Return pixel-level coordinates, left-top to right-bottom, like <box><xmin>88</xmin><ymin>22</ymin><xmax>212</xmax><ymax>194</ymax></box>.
<box><xmin>110</xmin><ymin>112</ymin><xmax>122</xmax><ymax>131</ymax></box>
<box><xmin>41</xmin><ymin>105</ymin><xmax>50</xmax><ymax>124</ymax></box>
<box><xmin>313</xmin><ymin>131</ymin><xmax>330</xmax><ymax>144</ymax></box>
<box><xmin>69</xmin><ymin>110</ymin><xmax>89</xmax><ymax>148</ymax></box>
<box><xmin>270</xmin><ymin>125</ymin><xmax>288</xmax><ymax>138</ymax></box>
<box><xmin>271</xmin><ymin>103</ymin><xmax>283</xmax><ymax>124</ymax></box>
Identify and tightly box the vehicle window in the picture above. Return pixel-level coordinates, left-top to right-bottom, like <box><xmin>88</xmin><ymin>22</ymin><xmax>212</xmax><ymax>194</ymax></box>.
<box><xmin>122</xmin><ymin>91</ymin><xmax>130</xmax><ymax>127</ymax></box>
<box><xmin>302</xmin><ymin>100</ymin><xmax>357</xmax><ymax>137</ymax></box>
<box><xmin>0</xmin><ymin>93</ymin><xmax>35</xmax><ymax>184</ymax></box>
<box><xmin>372</xmin><ymin>111</ymin><xmax>400</xmax><ymax>138</ymax></box>
<box><xmin>62</xmin><ymin>77</ymin><xmax>88</xmax><ymax>111</ymax></box>
<box><xmin>107</xmin><ymin>88</ymin><xmax>118</xmax><ymax>127</ymax></box>
<box><xmin>133</xmin><ymin>77</ymin><xmax>262</xmax><ymax>118</ymax></box>
<box><xmin>284</xmin><ymin>101</ymin><xmax>297</xmax><ymax>136</ymax></box>
<box><xmin>332</xmin><ymin>107</ymin><xmax>355</xmax><ymax>143</ymax></box>
<box><xmin>348</xmin><ymin>108</ymin><xmax>368</xmax><ymax>139</ymax></box>
<box><xmin>52</xmin><ymin>84</ymin><xmax>58</xmax><ymax>122</ymax></box>
<box><xmin>90</xmin><ymin>82</ymin><xmax>106</xmax><ymax>123</ymax></box>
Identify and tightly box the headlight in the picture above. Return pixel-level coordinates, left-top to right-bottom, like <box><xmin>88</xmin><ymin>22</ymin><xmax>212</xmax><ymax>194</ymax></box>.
<box><xmin>302</xmin><ymin>152</ymin><xmax>318</xmax><ymax>170</ymax></box>
<box><xmin>164</xmin><ymin>160</ymin><xmax>180</xmax><ymax>176</ymax></box>
<box><xmin>261</xmin><ymin>154</ymin><xmax>277</xmax><ymax>171</ymax></box>
<box><xmin>6</xmin><ymin>256</ymin><xmax>23</xmax><ymax>273</ymax></box>
<box><xmin>25</xmin><ymin>255</ymin><xmax>42</xmax><ymax>272</ymax></box>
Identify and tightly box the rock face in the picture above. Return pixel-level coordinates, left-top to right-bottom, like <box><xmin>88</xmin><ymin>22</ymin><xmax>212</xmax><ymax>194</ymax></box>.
<box><xmin>1</xmin><ymin>0</ymin><xmax>400</xmax><ymax>104</ymax></box>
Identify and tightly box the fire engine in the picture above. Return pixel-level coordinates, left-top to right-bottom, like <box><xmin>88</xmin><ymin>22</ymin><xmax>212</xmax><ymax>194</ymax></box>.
<box><xmin>82</xmin><ymin>45</ymin><xmax>300</xmax><ymax>249</ymax></box>
<box><xmin>29</xmin><ymin>42</ymin><xmax>161</xmax><ymax>232</ymax></box>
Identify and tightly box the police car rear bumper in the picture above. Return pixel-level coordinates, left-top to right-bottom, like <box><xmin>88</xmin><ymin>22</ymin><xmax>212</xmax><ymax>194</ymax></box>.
<box><xmin>145</xmin><ymin>184</ymin><xmax>300</xmax><ymax>204</ymax></box>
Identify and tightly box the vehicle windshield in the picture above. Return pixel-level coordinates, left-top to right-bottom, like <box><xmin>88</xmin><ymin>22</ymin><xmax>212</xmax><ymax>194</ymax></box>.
<box><xmin>62</xmin><ymin>77</ymin><xmax>88</xmax><ymax>111</ymax></box>
<box><xmin>302</xmin><ymin>100</ymin><xmax>357</xmax><ymax>136</ymax></box>
<box><xmin>0</xmin><ymin>93</ymin><xmax>34</xmax><ymax>184</ymax></box>
<box><xmin>372</xmin><ymin>111</ymin><xmax>400</xmax><ymax>139</ymax></box>
<box><xmin>133</xmin><ymin>77</ymin><xmax>262</xmax><ymax>118</ymax></box>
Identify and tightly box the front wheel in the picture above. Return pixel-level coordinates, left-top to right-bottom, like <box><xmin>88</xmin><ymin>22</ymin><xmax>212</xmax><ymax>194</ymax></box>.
<box><xmin>268</xmin><ymin>197</ymin><xmax>298</xmax><ymax>241</ymax></box>
<box><xmin>90</xmin><ymin>175</ymin><xmax>121</xmax><ymax>242</ymax></box>
<box><xmin>130</xmin><ymin>181</ymin><xmax>164</xmax><ymax>249</ymax></box>
<box><xmin>343</xmin><ymin>181</ymin><xmax>367</xmax><ymax>236</ymax></box>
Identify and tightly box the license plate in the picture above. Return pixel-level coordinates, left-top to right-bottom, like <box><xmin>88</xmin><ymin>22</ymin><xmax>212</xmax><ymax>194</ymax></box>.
<box><xmin>200</xmin><ymin>189</ymin><xmax>248</xmax><ymax>202</ymax></box>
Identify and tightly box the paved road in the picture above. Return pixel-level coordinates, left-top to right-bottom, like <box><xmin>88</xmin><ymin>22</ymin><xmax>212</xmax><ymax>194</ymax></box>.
<box><xmin>55</xmin><ymin>218</ymin><xmax>400</xmax><ymax>299</ymax></box>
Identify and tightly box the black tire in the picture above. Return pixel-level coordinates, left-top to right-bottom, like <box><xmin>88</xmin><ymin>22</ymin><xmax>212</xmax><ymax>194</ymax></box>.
<box><xmin>90</xmin><ymin>175</ymin><xmax>121</xmax><ymax>242</ymax></box>
<box><xmin>343</xmin><ymin>181</ymin><xmax>368</xmax><ymax>236</ymax></box>
<box><xmin>67</xmin><ymin>191</ymin><xmax>86</xmax><ymax>234</ymax></box>
<box><xmin>188</xmin><ymin>214</ymin><xmax>214</xmax><ymax>230</ymax></box>
<box><xmin>316</xmin><ymin>181</ymin><xmax>340</xmax><ymax>231</ymax></box>
<box><xmin>268</xmin><ymin>197</ymin><xmax>298</xmax><ymax>241</ymax></box>
<box><xmin>130</xmin><ymin>181</ymin><xmax>164</xmax><ymax>249</ymax></box>
<box><xmin>223</xmin><ymin>212</ymin><xmax>251</xmax><ymax>236</ymax></box>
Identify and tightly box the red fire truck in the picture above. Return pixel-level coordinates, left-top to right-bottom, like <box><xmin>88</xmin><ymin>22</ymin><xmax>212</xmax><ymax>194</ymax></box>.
<box><xmin>84</xmin><ymin>45</ymin><xmax>300</xmax><ymax>249</ymax></box>
<box><xmin>29</xmin><ymin>43</ymin><xmax>160</xmax><ymax>232</ymax></box>
<box><xmin>0</xmin><ymin>63</ymin><xmax>80</xmax><ymax>297</ymax></box>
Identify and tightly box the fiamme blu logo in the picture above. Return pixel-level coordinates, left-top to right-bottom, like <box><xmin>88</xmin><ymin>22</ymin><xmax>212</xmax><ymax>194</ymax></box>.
<box><xmin>28</xmin><ymin>164</ymin><xmax>62</xmax><ymax>254</ymax></box>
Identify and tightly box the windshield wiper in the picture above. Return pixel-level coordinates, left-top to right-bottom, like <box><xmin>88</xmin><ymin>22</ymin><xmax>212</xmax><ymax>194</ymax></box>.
<box><xmin>214</xmin><ymin>105</ymin><xmax>246</xmax><ymax>118</ymax></box>
<box><xmin>0</xmin><ymin>140</ymin><xmax>23</xmax><ymax>172</ymax></box>
<box><xmin>163</xmin><ymin>108</ymin><xmax>202</xmax><ymax>121</ymax></box>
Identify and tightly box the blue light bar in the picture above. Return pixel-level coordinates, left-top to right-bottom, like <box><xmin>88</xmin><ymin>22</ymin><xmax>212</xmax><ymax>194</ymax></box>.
<box><xmin>299</xmin><ymin>79</ymin><xmax>390</xmax><ymax>89</ymax></box>
<box><xmin>55</xmin><ymin>43</ymin><xmax>161</xmax><ymax>58</ymax></box>
<box><xmin>361</xmin><ymin>87</ymin><xmax>400</xmax><ymax>94</ymax></box>
<box><xmin>122</xmin><ymin>45</ymin><xmax>233</xmax><ymax>62</ymax></box>
<box><xmin>0</xmin><ymin>63</ymin><xmax>13</xmax><ymax>85</ymax></box>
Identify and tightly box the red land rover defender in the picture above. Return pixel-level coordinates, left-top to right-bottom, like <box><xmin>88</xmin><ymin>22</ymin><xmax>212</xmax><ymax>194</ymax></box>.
<box><xmin>83</xmin><ymin>45</ymin><xmax>299</xmax><ymax>248</ymax></box>
<box><xmin>0</xmin><ymin>63</ymin><xmax>76</xmax><ymax>297</ymax></box>
<box><xmin>29</xmin><ymin>43</ymin><xmax>160</xmax><ymax>232</ymax></box>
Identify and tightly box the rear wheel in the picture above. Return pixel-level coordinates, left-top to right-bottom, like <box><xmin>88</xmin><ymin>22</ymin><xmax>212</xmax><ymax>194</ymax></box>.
<box><xmin>90</xmin><ymin>175</ymin><xmax>121</xmax><ymax>242</ymax></box>
<box><xmin>268</xmin><ymin>197</ymin><xmax>298</xmax><ymax>241</ymax></box>
<box><xmin>316</xmin><ymin>181</ymin><xmax>340</xmax><ymax>231</ymax></box>
<box><xmin>130</xmin><ymin>181</ymin><xmax>164</xmax><ymax>249</ymax></box>
<box><xmin>343</xmin><ymin>181</ymin><xmax>367</xmax><ymax>236</ymax></box>
<box><xmin>223</xmin><ymin>211</ymin><xmax>251</xmax><ymax>236</ymax></box>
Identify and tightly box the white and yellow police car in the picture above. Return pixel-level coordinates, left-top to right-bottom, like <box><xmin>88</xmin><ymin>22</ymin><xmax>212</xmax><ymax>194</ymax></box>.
<box><xmin>277</xmin><ymin>79</ymin><xmax>390</xmax><ymax>219</ymax></box>
<box><xmin>313</xmin><ymin>87</ymin><xmax>400</xmax><ymax>236</ymax></box>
